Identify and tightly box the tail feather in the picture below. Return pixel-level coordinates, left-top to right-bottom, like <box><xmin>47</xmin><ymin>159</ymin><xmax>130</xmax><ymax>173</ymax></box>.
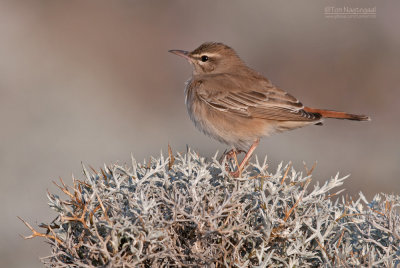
<box><xmin>304</xmin><ymin>107</ymin><xmax>370</xmax><ymax>121</ymax></box>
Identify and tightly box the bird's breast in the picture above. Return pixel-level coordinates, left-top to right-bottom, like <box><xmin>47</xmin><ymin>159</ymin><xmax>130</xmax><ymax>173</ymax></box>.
<box><xmin>184</xmin><ymin>80</ymin><xmax>211</xmax><ymax>134</ymax></box>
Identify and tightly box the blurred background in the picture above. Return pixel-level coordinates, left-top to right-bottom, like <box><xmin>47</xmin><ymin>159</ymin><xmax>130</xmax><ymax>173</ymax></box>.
<box><xmin>1</xmin><ymin>0</ymin><xmax>398</xmax><ymax>267</ymax></box>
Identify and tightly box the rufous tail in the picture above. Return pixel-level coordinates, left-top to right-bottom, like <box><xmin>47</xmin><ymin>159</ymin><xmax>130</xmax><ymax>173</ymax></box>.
<box><xmin>304</xmin><ymin>107</ymin><xmax>370</xmax><ymax>121</ymax></box>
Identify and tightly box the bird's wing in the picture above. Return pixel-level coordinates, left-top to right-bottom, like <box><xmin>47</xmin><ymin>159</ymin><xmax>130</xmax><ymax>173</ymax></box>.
<box><xmin>196</xmin><ymin>74</ymin><xmax>320</xmax><ymax>121</ymax></box>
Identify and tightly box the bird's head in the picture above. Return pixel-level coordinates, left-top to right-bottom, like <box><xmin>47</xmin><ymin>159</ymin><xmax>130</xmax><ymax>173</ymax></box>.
<box><xmin>169</xmin><ymin>42</ymin><xmax>244</xmax><ymax>75</ymax></box>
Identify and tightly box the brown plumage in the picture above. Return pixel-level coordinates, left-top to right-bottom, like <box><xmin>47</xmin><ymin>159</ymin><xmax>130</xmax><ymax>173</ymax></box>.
<box><xmin>169</xmin><ymin>42</ymin><xmax>370</xmax><ymax>176</ymax></box>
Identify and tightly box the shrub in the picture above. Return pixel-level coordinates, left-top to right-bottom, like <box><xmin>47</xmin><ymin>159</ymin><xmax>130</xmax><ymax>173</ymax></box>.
<box><xmin>20</xmin><ymin>149</ymin><xmax>400</xmax><ymax>267</ymax></box>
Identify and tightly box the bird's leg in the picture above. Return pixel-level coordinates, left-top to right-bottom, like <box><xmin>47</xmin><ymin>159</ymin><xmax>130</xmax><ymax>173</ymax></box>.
<box><xmin>220</xmin><ymin>148</ymin><xmax>245</xmax><ymax>163</ymax></box>
<box><xmin>229</xmin><ymin>139</ymin><xmax>260</xmax><ymax>177</ymax></box>
<box><xmin>222</xmin><ymin>148</ymin><xmax>246</xmax><ymax>175</ymax></box>
<box><xmin>225</xmin><ymin>148</ymin><xmax>246</xmax><ymax>161</ymax></box>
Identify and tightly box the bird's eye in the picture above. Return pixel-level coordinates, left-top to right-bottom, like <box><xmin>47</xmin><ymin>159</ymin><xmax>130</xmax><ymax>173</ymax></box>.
<box><xmin>201</xmin><ymin>55</ymin><xmax>209</xmax><ymax>62</ymax></box>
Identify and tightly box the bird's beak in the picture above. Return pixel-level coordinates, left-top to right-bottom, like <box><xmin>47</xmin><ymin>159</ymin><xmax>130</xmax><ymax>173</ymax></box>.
<box><xmin>168</xmin><ymin>49</ymin><xmax>191</xmax><ymax>61</ymax></box>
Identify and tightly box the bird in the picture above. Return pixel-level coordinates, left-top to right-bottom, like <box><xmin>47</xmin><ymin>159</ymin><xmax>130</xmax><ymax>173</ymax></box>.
<box><xmin>169</xmin><ymin>42</ymin><xmax>370</xmax><ymax>177</ymax></box>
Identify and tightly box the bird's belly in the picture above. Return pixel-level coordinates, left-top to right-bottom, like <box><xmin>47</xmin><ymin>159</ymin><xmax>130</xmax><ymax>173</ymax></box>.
<box><xmin>187</xmin><ymin>100</ymin><xmax>274</xmax><ymax>150</ymax></box>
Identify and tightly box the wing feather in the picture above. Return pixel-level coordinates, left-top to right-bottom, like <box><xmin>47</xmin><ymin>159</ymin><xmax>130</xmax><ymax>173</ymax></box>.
<box><xmin>195</xmin><ymin>74</ymin><xmax>320</xmax><ymax>122</ymax></box>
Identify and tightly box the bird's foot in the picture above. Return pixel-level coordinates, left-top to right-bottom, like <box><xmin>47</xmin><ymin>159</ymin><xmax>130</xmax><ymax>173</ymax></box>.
<box><xmin>227</xmin><ymin>158</ymin><xmax>251</xmax><ymax>178</ymax></box>
<box><xmin>219</xmin><ymin>149</ymin><xmax>245</xmax><ymax>163</ymax></box>
<box><xmin>229</xmin><ymin>169</ymin><xmax>241</xmax><ymax>178</ymax></box>
<box><xmin>226</xmin><ymin>139</ymin><xmax>260</xmax><ymax>178</ymax></box>
<box><xmin>225</xmin><ymin>149</ymin><xmax>246</xmax><ymax>160</ymax></box>
<box><xmin>222</xmin><ymin>149</ymin><xmax>245</xmax><ymax>177</ymax></box>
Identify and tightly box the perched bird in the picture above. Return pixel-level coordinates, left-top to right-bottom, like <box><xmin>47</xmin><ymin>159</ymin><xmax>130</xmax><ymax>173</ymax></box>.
<box><xmin>169</xmin><ymin>42</ymin><xmax>370</xmax><ymax>176</ymax></box>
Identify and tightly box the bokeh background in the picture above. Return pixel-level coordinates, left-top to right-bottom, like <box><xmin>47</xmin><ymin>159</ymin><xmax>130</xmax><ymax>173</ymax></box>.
<box><xmin>1</xmin><ymin>0</ymin><xmax>399</xmax><ymax>267</ymax></box>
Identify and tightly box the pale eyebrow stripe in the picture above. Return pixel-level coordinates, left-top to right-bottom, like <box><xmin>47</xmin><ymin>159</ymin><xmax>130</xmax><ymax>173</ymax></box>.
<box><xmin>192</xmin><ymin>53</ymin><xmax>220</xmax><ymax>59</ymax></box>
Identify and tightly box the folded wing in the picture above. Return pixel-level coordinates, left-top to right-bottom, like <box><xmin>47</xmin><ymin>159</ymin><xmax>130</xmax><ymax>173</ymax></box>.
<box><xmin>195</xmin><ymin>74</ymin><xmax>321</xmax><ymax>122</ymax></box>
